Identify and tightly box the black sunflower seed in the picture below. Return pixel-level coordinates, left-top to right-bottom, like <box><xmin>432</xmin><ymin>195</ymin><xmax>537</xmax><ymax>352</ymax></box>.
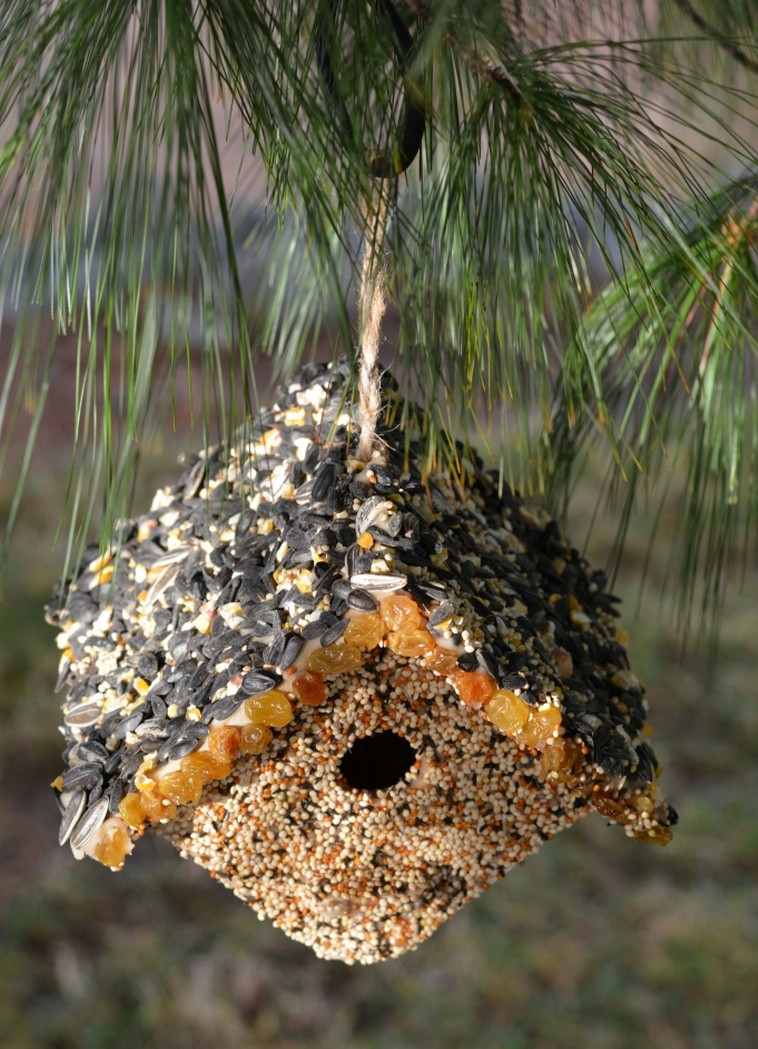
<box><xmin>107</xmin><ymin>779</ymin><xmax>126</xmax><ymax>814</ymax></box>
<box><xmin>62</xmin><ymin>763</ymin><xmax>103</xmax><ymax>792</ymax></box>
<box><xmin>348</xmin><ymin>573</ymin><xmax>407</xmax><ymax>592</ymax></box>
<box><xmin>314</xmin><ymin>566</ymin><xmax>340</xmax><ymax>597</ymax></box>
<box><xmin>347</xmin><ymin>588</ymin><xmax>378</xmax><ymax>612</ymax></box>
<box><xmin>456</xmin><ymin>652</ymin><xmax>479</xmax><ymax>671</ymax></box>
<box><xmin>320</xmin><ymin>618</ymin><xmax>347</xmax><ymax>647</ymax></box>
<box><xmin>137</xmin><ymin>652</ymin><xmax>160</xmax><ymax>680</ymax></box>
<box><xmin>428</xmin><ymin>602</ymin><xmax>454</xmax><ymax>627</ymax></box>
<box><xmin>58</xmin><ymin>790</ymin><xmax>87</xmax><ymax>846</ymax></box>
<box><xmin>182</xmin><ymin>458</ymin><xmax>206</xmax><ymax>501</ymax></box>
<box><xmin>134</xmin><ymin>717</ymin><xmax>169</xmax><ymax>740</ymax></box>
<box><xmin>302</xmin><ymin>619</ymin><xmax>326</xmax><ymax>641</ymax></box>
<box><xmin>279</xmin><ymin>634</ymin><xmax>305</xmax><ymax>671</ymax></box>
<box><xmin>160</xmin><ymin>722</ymin><xmax>209</xmax><ymax>763</ymax></box>
<box><xmin>311</xmin><ymin>462</ymin><xmax>336</xmax><ymax>502</ymax></box>
<box><xmin>263</xmin><ymin>635</ymin><xmax>286</xmax><ymax>666</ymax></box>
<box><xmin>70</xmin><ymin>797</ymin><xmax>109</xmax><ymax>851</ymax></box>
<box><xmin>241</xmin><ymin>671</ymin><xmax>279</xmax><ymax>695</ymax></box>
<box><xmin>64</xmin><ymin>702</ymin><xmax>102</xmax><ymax>728</ymax></box>
<box><xmin>74</xmin><ymin>741</ymin><xmax>109</xmax><ymax>764</ymax></box>
<box><xmin>418</xmin><ymin>583</ymin><xmax>447</xmax><ymax>602</ymax></box>
<box><xmin>164</xmin><ymin>736</ymin><xmax>201</xmax><ymax>762</ymax></box>
<box><xmin>67</xmin><ymin>590</ymin><xmax>98</xmax><ymax>624</ymax></box>
<box><xmin>355</xmin><ymin>496</ymin><xmax>390</xmax><ymax>536</ymax></box>
<box><xmin>104</xmin><ymin>751</ymin><xmax>122</xmax><ymax>776</ymax></box>
<box><xmin>150</xmin><ymin>695</ymin><xmax>168</xmax><ymax>718</ymax></box>
<box><xmin>499</xmin><ymin>673</ymin><xmax>526</xmax><ymax>691</ymax></box>
<box><xmin>204</xmin><ymin>693</ymin><xmax>247</xmax><ymax>722</ymax></box>
<box><xmin>112</xmin><ymin>711</ymin><xmax>145</xmax><ymax>740</ymax></box>
<box><xmin>331</xmin><ymin>579</ymin><xmax>351</xmax><ymax>601</ymax></box>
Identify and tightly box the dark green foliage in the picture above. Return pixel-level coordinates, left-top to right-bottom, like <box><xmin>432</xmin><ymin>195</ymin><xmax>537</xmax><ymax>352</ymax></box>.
<box><xmin>0</xmin><ymin>0</ymin><xmax>756</xmax><ymax>624</ymax></box>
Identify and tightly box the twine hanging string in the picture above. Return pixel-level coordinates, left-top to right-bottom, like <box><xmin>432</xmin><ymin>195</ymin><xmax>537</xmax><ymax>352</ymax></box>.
<box><xmin>357</xmin><ymin>193</ymin><xmax>389</xmax><ymax>461</ymax></box>
<box><xmin>315</xmin><ymin>0</ymin><xmax>425</xmax><ymax>462</ymax></box>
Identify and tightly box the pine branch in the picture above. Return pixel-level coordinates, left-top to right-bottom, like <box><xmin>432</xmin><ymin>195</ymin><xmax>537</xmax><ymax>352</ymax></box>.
<box><xmin>1</xmin><ymin>0</ymin><xmax>757</xmax><ymax>631</ymax></box>
<box><xmin>549</xmin><ymin>173</ymin><xmax>758</xmax><ymax>625</ymax></box>
<box><xmin>672</xmin><ymin>0</ymin><xmax>758</xmax><ymax>74</ymax></box>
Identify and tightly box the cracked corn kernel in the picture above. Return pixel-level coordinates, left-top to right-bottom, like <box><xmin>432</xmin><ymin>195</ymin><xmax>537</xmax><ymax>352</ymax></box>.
<box><xmin>520</xmin><ymin>705</ymin><xmax>562</xmax><ymax>749</ymax></box>
<box><xmin>388</xmin><ymin>628</ymin><xmax>435</xmax><ymax>658</ymax></box>
<box><xmin>96</xmin><ymin>564</ymin><xmax>114</xmax><ymax>585</ymax></box>
<box><xmin>344</xmin><ymin>613</ymin><xmax>385</xmax><ymax>650</ymax></box>
<box><xmin>307</xmin><ymin>643</ymin><xmax>364</xmax><ymax>675</ymax></box>
<box><xmin>239</xmin><ymin>724</ymin><xmax>273</xmax><ymax>754</ymax></box>
<box><xmin>291</xmin><ymin>671</ymin><xmax>327</xmax><ymax>706</ymax></box>
<box><xmin>158</xmin><ymin>768</ymin><xmax>205</xmax><ymax>805</ymax></box>
<box><xmin>485</xmin><ymin>689</ymin><xmax>531</xmax><ymax>736</ymax></box>
<box><xmin>244</xmin><ymin>690</ymin><xmax>293</xmax><ymax>728</ymax></box>
<box><xmin>92</xmin><ymin>820</ymin><xmax>130</xmax><ymax>869</ymax></box>
<box><xmin>208</xmin><ymin>724</ymin><xmax>241</xmax><ymax>761</ymax></box>
<box><xmin>118</xmin><ymin>792</ymin><xmax>146</xmax><ymax>829</ymax></box>
<box><xmin>451</xmin><ymin>669</ymin><xmax>497</xmax><ymax>707</ymax></box>
<box><xmin>379</xmin><ymin>593</ymin><xmax>423</xmax><ymax>631</ymax></box>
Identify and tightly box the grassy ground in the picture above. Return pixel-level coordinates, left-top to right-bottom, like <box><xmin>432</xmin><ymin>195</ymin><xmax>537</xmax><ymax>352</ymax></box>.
<box><xmin>1</xmin><ymin>397</ymin><xmax>756</xmax><ymax>1049</ymax></box>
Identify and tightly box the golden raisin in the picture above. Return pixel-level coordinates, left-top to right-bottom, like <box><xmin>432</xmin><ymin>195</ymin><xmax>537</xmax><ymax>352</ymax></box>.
<box><xmin>291</xmin><ymin>671</ymin><xmax>327</xmax><ymax>706</ymax></box>
<box><xmin>593</xmin><ymin>794</ymin><xmax>630</xmax><ymax>822</ymax></box>
<box><xmin>451</xmin><ymin>669</ymin><xmax>497</xmax><ymax>707</ymax></box>
<box><xmin>556</xmin><ymin>739</ymin><xmax>584</xmax><ymax>780</ymax></box>
<box><xmin>307</xmin><ymin>643</ymin><xmax>364</xmax><ymax>675</ymax></box>
<box><xmin>485</xmin><ymin>689</ymin><xmax>531</xmax><ymax>735</ymax></box>
<box><xmin>118</xmin><ymin>792</ymin><xmax>146</xmax><ymax>829</ymax></box>
<box><xmin>388</xmin><ymin>628</ymin><xmax>435</xmax><ymax>659</ymax></box>
<box><xmin>424</xmin><ymin>646</ymin><xmax>460</xmax><ymax>675</ymax></box>
<box><xmin>632</xmin><ymin>824</ymin><xmax>673</xmax><ymax>847</ymax></box>
<box><xmin>344</xmin><ymin>612</ymin><xmax>385</xmax><ymax>650</ymax></box>
<box><xmin>244</xmin><ymin>689</ymin><xmax>293</xmax><ymax>727</ymax></box>
<box><xmin>138</xmin><ymin>785</ymin><xmax>177</xmax><ymax>823</ymax></box>
<box><xmin>183</xmin><ymin>751</ymin><xmax>232</xmax><ymax>783</ymax></box>
<box><xmin>92</xmin><ymin>820</ymin><xmax>131</xmax><ymax>869</ymax></box>
<box><xmin>239</xmin><ymin>724</ymin><xmax>273</xmax><ymax>754</ymax></box>
<box><xmin>539</xmin><ymin>741</ymin><xmax>568</xmax><ymax>779</ymax></box>
<box><xmin>379</xmin><ymin>593</ymin><xmax>423</xmax><ymax>631</ymax></box>
<box><xmin>520</xmin><ymin>705</ymin><xmax>562</xmax><ymax>749</ymax></box>
<box><xmin>208</xmin><ymin>724</ymin><xmax>242</xmax><ymax>762</ymax></box>
<box><xmin>158</xmin><ymin>768</ymin><xmax>205</xmax><ymax>805</ymax></box>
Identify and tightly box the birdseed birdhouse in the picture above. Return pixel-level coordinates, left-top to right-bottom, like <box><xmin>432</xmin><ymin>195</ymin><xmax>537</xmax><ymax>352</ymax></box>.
<box><xmin>48</xmin><ymin>359</ymin><xmax>676</xmax><ymax>964</ymax></box>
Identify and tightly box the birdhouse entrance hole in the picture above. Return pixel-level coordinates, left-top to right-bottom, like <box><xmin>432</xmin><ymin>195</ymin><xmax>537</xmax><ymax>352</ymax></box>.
<box><xmin>339</xmin><ymin>731</ymin><xmax>417</xmax><ymax>791</ymax></box>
